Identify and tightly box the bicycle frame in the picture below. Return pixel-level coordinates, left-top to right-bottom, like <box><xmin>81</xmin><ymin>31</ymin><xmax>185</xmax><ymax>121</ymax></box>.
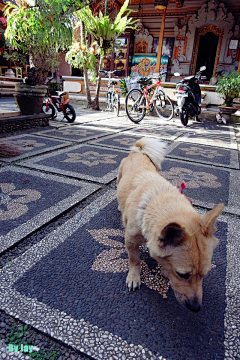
<box><xmin>102</xmin><ymin>70</ymin><xmax>119</xmax><ymax>112</ymax></box>
<box><xmin>47</xmin><ymin>94</ymin><xmax>69</xmax><ymax>113</ymax></box>
<box><xmin>142</xmin><ymin>80</ymin><xmax>162</xmax><ymax>110</ymax></box>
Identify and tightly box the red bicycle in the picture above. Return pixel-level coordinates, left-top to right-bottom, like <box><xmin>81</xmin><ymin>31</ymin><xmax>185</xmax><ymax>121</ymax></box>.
<box><xmin>42</xmin><ymin>78</ymin><xmax>76</xmax><ymax>123</ymax></box>
<box><xmin>125</xmin><ymin>73</ymin><xmax>174</xmax><ymax>123</ymax></box>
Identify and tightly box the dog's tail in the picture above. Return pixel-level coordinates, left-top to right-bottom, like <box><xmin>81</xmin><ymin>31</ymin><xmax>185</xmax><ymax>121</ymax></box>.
<box><xmin>130</xmin><ymin>137</ymin><xmax>166</xmax><ymax>169</ymax></box>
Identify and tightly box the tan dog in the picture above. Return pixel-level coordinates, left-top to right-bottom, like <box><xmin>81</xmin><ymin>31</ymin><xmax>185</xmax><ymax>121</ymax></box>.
<box><xmin>117</xmin><ymin>137</ymin><xmax>224</xmax><ymax>312</ymax></box>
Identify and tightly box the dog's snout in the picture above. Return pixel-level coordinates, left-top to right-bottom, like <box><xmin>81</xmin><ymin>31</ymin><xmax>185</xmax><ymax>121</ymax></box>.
<box><xmin>185</xmin><ymin>298</ymin><xmax>201</xmax><ymax>312</ymax></box>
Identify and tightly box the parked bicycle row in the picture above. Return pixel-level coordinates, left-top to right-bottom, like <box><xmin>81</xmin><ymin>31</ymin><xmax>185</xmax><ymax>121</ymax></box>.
<box><xmin>42</xmin><ymin>66</ymin><xmax>206</xmax><ymax>127</ymax></box>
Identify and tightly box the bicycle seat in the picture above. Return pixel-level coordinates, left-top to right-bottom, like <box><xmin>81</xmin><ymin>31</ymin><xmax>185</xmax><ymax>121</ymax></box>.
<box><xmin>110</xmin><ymin>81</ymin><xmax>118</xmax><ymax>86</ymax></box>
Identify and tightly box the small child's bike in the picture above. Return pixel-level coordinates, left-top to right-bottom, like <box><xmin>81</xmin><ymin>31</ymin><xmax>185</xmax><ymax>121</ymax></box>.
<box><xmin>99</xmin><ymin>70</ymin><xmax>121</xmax><ymax>116</ymax></box>
<box><xmin>42</xmin><ymin>78</ymin><xmax>76</xmax><ymax>123</ymax></box>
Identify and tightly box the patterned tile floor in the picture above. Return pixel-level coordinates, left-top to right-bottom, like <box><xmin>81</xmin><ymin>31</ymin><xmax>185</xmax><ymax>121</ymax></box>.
<box><xmin>0</xmin><ymin>166</ymin><xmax>100</xmax><ymax>254</ymax></box>
<box><xmin>166</xmin><ymin>142</ymin><xmax>239</xmax><ymax>169</ymax></box>
<box><xmin>0</xmin><ymin>134</ymin><xmax>71</xmax><ymax>162</ymax></box>
<box><xmin>22</xmin><ymin>144</ymin><xmax>128</xmax><ymax>184</ymax></box>
<box><xmin>0</xmin><ymin>109</ymin><xmax>239</xmax><ymax>360</ymax></box>
<box><xmin>34</xmin><ymin>125</ymin><xmax>113</xmax><ymax>143</ymax></box>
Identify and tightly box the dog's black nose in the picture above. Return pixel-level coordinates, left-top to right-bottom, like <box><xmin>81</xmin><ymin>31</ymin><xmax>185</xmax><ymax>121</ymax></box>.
<box><xmin>185</xmin><ymin>299</ymin><xmax>201</xmax><ymax>312</ymax></box>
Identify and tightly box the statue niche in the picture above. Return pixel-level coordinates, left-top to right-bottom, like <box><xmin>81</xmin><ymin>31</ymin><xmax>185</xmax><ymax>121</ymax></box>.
<box><xmin>134</xmin><ymin>20</ymin><xmax>153</xmax><ymax>53</ymax></box>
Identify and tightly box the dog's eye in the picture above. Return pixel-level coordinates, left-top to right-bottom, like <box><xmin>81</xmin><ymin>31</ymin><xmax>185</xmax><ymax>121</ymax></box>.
<box><xmin>176</xmin><ymin>271</ymin><xmax>190</xmax><ymax>280</ymax></box>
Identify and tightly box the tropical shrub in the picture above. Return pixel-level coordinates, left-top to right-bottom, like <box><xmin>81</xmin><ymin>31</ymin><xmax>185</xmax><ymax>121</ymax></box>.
<box><xmin>216</xmin><ymin>71</ymin><xmax>240</xmax><ymax>107</ymax></box>
<box><xmin>4</xmin><ymin>0</ymin><xmax>82</xmax><ymax>85</ymax></box>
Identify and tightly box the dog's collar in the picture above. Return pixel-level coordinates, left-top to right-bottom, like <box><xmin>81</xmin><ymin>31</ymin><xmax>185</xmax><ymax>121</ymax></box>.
<box><xmin>178</xmin><ymin>181</ymin><xmax>192</xmax><ymax>205</ymax></box>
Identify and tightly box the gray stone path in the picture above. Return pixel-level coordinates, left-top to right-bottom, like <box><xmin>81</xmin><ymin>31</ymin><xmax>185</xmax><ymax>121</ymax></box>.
<box><xmin>0</xmin><ymin>104</ymin><xmax>239</xmax><ymax>360</ymax></box>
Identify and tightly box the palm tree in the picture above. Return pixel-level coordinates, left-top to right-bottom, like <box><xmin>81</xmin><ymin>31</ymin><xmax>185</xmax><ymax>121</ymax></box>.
<box><xmin>67</xmin><ymin>0</ymin><xmax>136</xmax><ymax>110</ymax></box>
<box><xmin>105</xmin><ymin>0</ymin><xmax>109</xmax><ymax>16</ymax></box>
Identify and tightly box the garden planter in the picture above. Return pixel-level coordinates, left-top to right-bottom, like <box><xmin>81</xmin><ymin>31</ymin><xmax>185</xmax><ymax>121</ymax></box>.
<box><xmin>14</xmin><ymin>83</ymin><xmax>47</xmax><ymax>115</ymax></box>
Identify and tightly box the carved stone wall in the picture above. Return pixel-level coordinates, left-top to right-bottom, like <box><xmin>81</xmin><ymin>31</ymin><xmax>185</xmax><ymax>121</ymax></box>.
<box><xmin>186</xmin><ymin>0</ymin><xmax>235</xmax><ymax>69</ymax></box>
<box><xmin>170</xmin><ymin>0</ymin><xmax>238</xmax><ymax>78</ymax></box>
<box><xmin>134</xmin><ymin>21</ymin><xmax>153</xmax><ymax>54</ymax></box>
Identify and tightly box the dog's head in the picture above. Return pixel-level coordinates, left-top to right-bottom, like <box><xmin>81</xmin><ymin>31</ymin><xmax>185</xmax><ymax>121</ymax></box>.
<box><xmin>144</xmin><ymin>202</ymin><xmax>224</xmax><ymax>312</ymax></box>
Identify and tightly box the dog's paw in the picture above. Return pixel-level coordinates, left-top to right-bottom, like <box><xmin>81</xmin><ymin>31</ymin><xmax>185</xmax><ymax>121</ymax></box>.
<box><xmin>126</xmin><ymin>272</ymin><xmax>141</xmax><ymax>291</ymax></box>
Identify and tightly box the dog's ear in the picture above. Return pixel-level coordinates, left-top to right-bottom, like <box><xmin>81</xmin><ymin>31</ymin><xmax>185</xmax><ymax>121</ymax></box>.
<box><xmin>201</xmin><ymin>203</ymin><xmax>224</xmax><ymax>237</ymax></box>
<box><xmin>158</xmin><ymin>222</ymin><xmax>186</xmax><ymax>257</ymax></box>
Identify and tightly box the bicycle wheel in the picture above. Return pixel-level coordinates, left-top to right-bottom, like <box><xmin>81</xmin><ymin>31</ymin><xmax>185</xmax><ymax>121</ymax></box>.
<box><xmin>42</xmin><ymin>102</ymin><xmax>56</xmax><ymax>119</ymax></box>
<box><xmin>64</xmin><ymin>104</ymin><xmax>76</xmax><ymax>123</ymax></box>
<box><xmin>125</xmin><ymin>89</ymin><xmax>146</xmax><ymax>123</ymax></box>
<box><xmin>180</xmin><ymin>108</ymin><xmax>188</xmax><ymax>126</ymax></box>
<box><xmin>113</xmin><ymin>93</ymin><xmax>120</xmax><ymax>116</ymax></box>
<box><xmin>154</xmin><ymin>93</ymin><xmax>174</xmax><ymax>121</ymax></box>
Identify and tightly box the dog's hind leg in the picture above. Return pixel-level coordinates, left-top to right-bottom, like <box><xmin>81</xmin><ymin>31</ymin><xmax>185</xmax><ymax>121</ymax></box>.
<box><xmin>125</xmin><ymin>233</ymin><xmax>144</xmax><ymax>291</ymax></box>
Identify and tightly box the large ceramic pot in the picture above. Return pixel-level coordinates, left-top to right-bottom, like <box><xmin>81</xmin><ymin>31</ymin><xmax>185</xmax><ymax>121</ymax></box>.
<box><xmin>14</xmin><ymin>83</ymin><xmax>47</xmax><ymax>115</ymax></box>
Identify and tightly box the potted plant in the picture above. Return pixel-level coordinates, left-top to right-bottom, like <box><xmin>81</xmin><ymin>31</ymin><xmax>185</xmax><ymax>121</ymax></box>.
<box><xmin>4</xmin><ymin>0</ymin><xmax>81</xmax><ymax>115</ymax></box>
<box><xmin>216</xmin><ymin>71</ymin><xmax>240</xmax><ymax>111</ymax></box>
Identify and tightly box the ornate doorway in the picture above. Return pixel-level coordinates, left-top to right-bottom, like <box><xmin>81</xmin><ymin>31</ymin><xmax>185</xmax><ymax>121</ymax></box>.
<box><xmin>191</xmin><ymin>25</ymin><xmax>224</xmax><ymax>80</ymax></box>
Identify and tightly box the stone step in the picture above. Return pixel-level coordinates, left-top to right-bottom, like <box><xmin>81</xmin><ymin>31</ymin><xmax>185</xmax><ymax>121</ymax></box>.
<box><xmin>0</xmin><ymin>76</ymin><xmax>23</xmax><ymax>96</ymax></box>
<box><xmin>0</xmin><ymin>111</ymin><xmax>21</xmax><ymax>118</ymax></box>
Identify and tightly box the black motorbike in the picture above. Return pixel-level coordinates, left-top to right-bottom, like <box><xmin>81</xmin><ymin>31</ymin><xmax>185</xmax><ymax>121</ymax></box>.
<box><xmin>174</xmin><ymin>66</ymin><xmax>206</xmax><ymax>126</ymax></box>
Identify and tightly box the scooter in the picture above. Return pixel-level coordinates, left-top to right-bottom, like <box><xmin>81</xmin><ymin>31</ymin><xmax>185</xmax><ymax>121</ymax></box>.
<box><xmin>174</xmin><ymin>66</ymin><xmax>206</xmax><ymax>126</ymax></box>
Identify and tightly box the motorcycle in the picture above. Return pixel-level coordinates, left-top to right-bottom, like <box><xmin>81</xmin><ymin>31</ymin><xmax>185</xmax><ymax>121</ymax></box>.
<box><xmin>174</xmin><ymin>66</ymin><xmax>206</xmax><ymax>126</ymax></box>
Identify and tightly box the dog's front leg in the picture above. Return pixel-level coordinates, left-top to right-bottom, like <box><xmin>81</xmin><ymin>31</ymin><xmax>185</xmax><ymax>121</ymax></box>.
<box><xmin>125</xmin><ymin>233</ymin><xmax>142</xmax><ymax>291</ymax></box>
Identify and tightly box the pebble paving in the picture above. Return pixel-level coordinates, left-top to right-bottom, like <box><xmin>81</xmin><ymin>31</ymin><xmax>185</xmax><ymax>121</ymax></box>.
<box><xmin>0</xmin><ymin>107</ymin><xmax>239</xmax><ymax>360</ymax></box>
<box><xmin>33</xmin><ymin>126</ymin><xmax>113</xmax><ymax>143</ymax></box>
<box><xmin>0</xmin><ymin>194</ymin><xmax>238</xmax><ymax>360</ymax></box>
<box><xmin>0</xmin><ymin>134</ymin><xmax>71</xmax><ymax>162</ymax></box>
<box><xmin>123</xmin><ymin>126</ymin><xmax>184</xmax><ymax>141</ymax></box>
<box><xmin>0</xmin><ymin>166</ymin><xmax>100</xmax><ymax>254</ymax></box>
<box><xmin>89</xmin><ymin>133</ymin><xmax>143</xmax><ymax>151</ymax></box>
<box><xmin>22</xmin><ymin>145</ymin><xmax>129</xmax><ymax>184</ymax></box>
<box><xmin>165</xmin><ymin>142</ymin><xmax>239</xmax><ymax>169</ymax></box>
<box><xmin>177</xmin><ymin>129</ymin><xmax>237</xmax><ymax>149</ymax></box>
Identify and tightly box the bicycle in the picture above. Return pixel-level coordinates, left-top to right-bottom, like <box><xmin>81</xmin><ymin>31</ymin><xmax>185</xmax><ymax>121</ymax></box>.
<box><xmin>125</xmin><ymin>73</ymin><xmax>174</xmax><ymax>123</ymax></box>
<box><xmin>99</xmin><ymin>70</ymin><xmax>121</xmax><ymax>116</ymax></box>
<box><xmin>42</xmin><ymin>78</ymin><xmax>76</xmax><ymax>123</ymax></box>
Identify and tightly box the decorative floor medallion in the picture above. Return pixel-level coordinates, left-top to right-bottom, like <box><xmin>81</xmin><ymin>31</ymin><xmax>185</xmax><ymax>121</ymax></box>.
<box><xmin>22</xmin><ymin>145</ymin><xmax>128</xmax><ymax>184</ymax></box>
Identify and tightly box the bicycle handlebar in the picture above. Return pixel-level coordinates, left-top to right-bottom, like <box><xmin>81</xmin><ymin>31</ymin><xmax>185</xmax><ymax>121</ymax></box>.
<box><xmin>45</xmin><ymin>77</ymin><xmax>54</xmax><ymax>85</ymax></box>
<box><xmin>99</xmin><ymin>70</ymin><xmax>121</xmax><ymax>77</ymax></box>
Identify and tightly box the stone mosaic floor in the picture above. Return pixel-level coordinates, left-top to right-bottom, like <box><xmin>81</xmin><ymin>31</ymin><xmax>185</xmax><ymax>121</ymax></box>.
<box><xmin>123</xmin><ymin>126</ymin><xmax>184</xmax><ymax>141</ymax></box>
<box><xmin>0</xmin><ymin>166</ymin><xmax>100</xmax><ymax>254</ymax></box>
<box><xmin>0</xmin><ymin>111</ymin><xmax>239</xmax><ymax>360</ymax></box>
<box><xmin>0</xmin><ymin>134</ymin><xmax>71</xmax><ymax>162</ymax></box>
<box><xmin>166</xmin><ymin>142</ymin><xmax>239</xmax><ymax>169</ymax></box>
<box><xmin>177</xmin><ymin>129</ymin><xmax>237</xmax><ymax>149</ymax></box>
<box><xmin>0</xmin><ymin>195</ymin><xmax>239</xmax><ymax>360</ymax></box>
<box><xmin>22</xmin><ymin>144</ymin><xmax>128</xmax><ymax>184</ymax></box>
<box><xmin>34</xmin><ymin>125</ymin><xmax>113</xmax><ymax>143</ymax></box>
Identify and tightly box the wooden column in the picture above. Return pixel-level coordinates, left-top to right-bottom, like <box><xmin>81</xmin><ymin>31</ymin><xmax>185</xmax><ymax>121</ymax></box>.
<box><xmin>238</xmin><ymin>59</ymin><xmax>240</xmax><ymax>73</ymax></box>
<box><xmin>156</xmin><ymin>7</ymin><xmax>166</xmax><ymax>73</ymax></box>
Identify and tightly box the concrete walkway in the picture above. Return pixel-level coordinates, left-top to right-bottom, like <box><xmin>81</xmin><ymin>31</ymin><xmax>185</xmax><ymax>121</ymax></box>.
<box><xmin>0</xmin><ymin>98</ymin><xmax>239</xmax><ymax>360</ymax></box>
